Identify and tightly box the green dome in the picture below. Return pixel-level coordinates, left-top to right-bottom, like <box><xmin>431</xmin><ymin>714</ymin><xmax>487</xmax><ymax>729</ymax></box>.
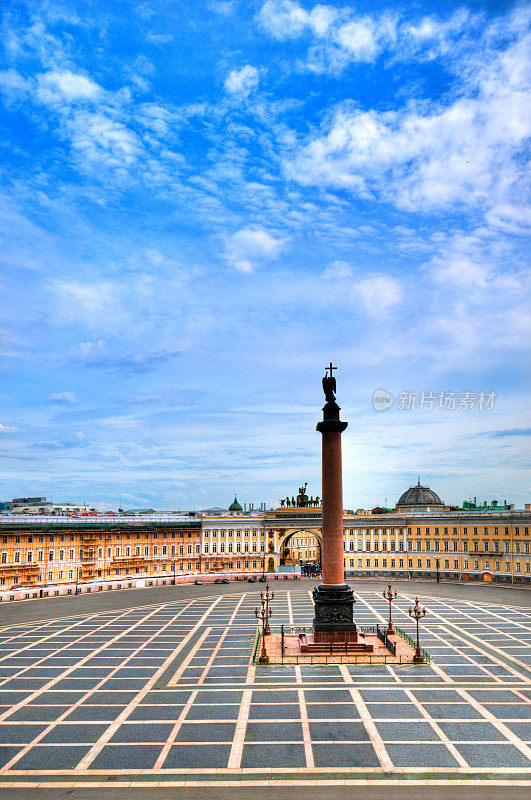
<box><xmin>229</xmin><ymin>496</ymin><xmax>242</xmax><ymax>511</ymax></box>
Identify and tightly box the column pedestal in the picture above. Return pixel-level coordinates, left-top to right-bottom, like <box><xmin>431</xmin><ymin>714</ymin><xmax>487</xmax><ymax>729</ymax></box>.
<box><xmin>313</xmin><ymin>584</ymin><xmax>357</xmax><ymax>642</ymax></box>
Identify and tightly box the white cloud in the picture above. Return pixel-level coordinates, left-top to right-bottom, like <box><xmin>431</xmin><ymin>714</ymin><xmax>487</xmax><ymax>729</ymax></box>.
<box><xmin>285</xmin><ymin>27</ymin><xmax>531</xmax><ymax>214</ymax></box>
<box><xmin>335</xmin><ymin>18</ymin><xmax>380</xmax><ymax>62</ymax></box>
<box><xmin>36</xmin><ymin>70</ymin><xmax>103</xmax><ymax>104</ymax></box>
<box><xmin>66</xmin><ymin>111</ymin><xmax>142</xmax><ymax>171</ymax></box>
<box><xmin>53</xmin><ymin>280</ymin><xmax>125</xmax><ymax>327</ymax></box>
<box><xmin>0</xmin><ymin>68</ymin><xmax>31</xmax><ymax>104</ymax></box>
<box><xmin>0</xmin><ymin>423</ymin><xmax>18</xmax><ymax>433</ymax></box>
<box><xmin>259</xmin><ymin>0</ymin><xmax>309</xmax><ymax>40</ymax></box>
<box><xmin>356</xmin><ymin>275</ymin><xmax>403</xmax><ymax>314</ymax></box>
<box><xmin>78</xmin><ymin>340</ymin><xmax>105</xmax><ymax>357</ymax></box>
<box><xmin>258</xmin><ymin>2</ymin><xmax>480</xmax><ymax>74</ymax></box>
<box><xmin>224</xmin><ymin>65</ymin><xmax>260</xmax><ymax>97</ymax></box>
<box><xmin>323</xmin><ymin>260</ymin><xmax>353</xmax><ymax>279</ymax></box>
<box><xmin>225</xmin><ymin>227</ymin><xmax>286</xmax><ymax>272</ymax></box>
<box><xmin>49</xmin><ymin>392</ymin><xmax>77</xmax><ymax>404</ymax></box>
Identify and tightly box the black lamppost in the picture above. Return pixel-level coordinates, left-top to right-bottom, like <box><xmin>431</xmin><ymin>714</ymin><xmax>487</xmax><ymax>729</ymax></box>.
<box><xmin>171</xmin><ymin>561</ymin><xmax>176</xmax><ymax>585</ymax></box>
<box><xmin>261</xmin><ymin>553</ymin><xmax>265</xmax><ymax>579</ymax></box>
<box><xmin>436</xmin><ymin>558</ymin><xmax>440</xmax><ymax>583</ymax></box>
<box><xmin>254</xmin><ymin>588</ymin><xmax>273</xmax><ymax>664</ymax></box>
<box><xmin>408</xmin><ymin>596</ymin><xmax>427</xmax><ymax>663</ymax></box>
<box><xmin>75</xmin><ymin>566</ymin><xmax>82</xmax><ymax>595</ymax></box>
<box><xmin>383</xmin><ymin>583</ymin><xmax>397</xmax><ymax>635</ymax></box>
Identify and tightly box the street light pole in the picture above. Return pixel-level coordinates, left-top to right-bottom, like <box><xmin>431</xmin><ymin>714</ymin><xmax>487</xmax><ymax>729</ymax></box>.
<box><xmin>172</xmin><ymin>561</ymin><xmax>176</xmax><ymax>586</ymax></box>
<box><xmin>383</xmin><ymin>583</ymin><xmax>397</xmax><ymax>635</ymax></box>
<box><xmin>408</xmin><ymin>596</ymin><xmax>427</xmax><ymax>663</ymax></box>
<box><xmin>436</xmin><ymin>558</ymin><xmax>440</xmax><ymax>583</ymax></box>
<box><xmin>255</xmin><ymin>590</ymin><xmax>273</xmax><ymax>664</ymax></box>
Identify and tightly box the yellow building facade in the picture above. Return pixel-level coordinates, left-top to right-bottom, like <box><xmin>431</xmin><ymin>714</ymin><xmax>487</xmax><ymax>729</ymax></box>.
<box><xmin>0</xmin><ymin>519</ymin><xmax>202</xmax><ymax>588</ymax></box>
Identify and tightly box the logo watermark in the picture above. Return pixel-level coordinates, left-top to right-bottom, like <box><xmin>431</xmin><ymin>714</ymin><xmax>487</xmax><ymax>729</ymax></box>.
<box><xmin>372</xmin><ymin>390</ymin><xmax>496</xmax><ymax>412</ymax></box>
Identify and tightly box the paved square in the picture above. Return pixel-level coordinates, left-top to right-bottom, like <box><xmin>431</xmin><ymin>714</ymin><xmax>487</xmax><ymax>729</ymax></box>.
<box><xmin>0</xmin><ymin>587</ymin><xmax>529</xmax><ymax>790</ymax></box>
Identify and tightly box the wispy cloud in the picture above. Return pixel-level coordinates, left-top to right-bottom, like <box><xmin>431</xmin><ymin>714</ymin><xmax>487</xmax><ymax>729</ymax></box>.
<box><xmin>49</xmin><ymin>392</ymin><xmax>77</xmax><ymax>404</ymax></box>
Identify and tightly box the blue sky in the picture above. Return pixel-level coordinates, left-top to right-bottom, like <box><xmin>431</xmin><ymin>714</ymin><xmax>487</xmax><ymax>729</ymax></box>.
<box><xmin>0</xmin><ymin>0</ymin><xmax>530</xmax><ymax>510</ymax></box>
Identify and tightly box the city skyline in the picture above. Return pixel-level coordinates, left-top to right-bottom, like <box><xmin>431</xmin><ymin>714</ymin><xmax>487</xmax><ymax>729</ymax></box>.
<box><xmin>1</xmin><ymin>0</ymin><xmax>530</xmax><ymax>510</ymax></box>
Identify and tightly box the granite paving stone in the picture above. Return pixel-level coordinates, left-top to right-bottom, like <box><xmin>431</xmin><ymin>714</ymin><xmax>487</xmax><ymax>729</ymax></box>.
<box><xmin>312</xmin><ymin>742</ymin><xmax>380</xmax><ymax>767</ymax></box>
<box><xmin>91</xmin><ymin>744</ymin><xmax>163</xmax><ymax>769</ymax></box>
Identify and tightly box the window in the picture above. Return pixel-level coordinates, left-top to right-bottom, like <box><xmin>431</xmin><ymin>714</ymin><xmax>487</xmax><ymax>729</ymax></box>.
<box><xmin>484</xmin><ymin>541</ymin><xmax>489</xmax><ymax>552</ymax></box>
<box><xmin>417</xmin><ymin>558</ymin><xmax>422</xmax><ymax>568</ymax></box>
<box><xmin>14</xmin><ymin>551</ymin><xmax>20</xmax><ymax>563</ymax></box>
<box><xmin>464</xmin><ymin>559</ymin><xmax>468</xmax><ymax>569</ymax></box>
<box><xmin>463</xmin><ymin>541</ymin><xmax>468</xmax><ymax>552</ymax></box>
<box><xmin>416</xmin><ymin>541</ymin><xmax>422</xmax><ymax>552</ymax></box>
<box><xmin>454</xmin><ymin>559</ymin><xmax>458</xmax><ymax>569</ymax></box>
<box><xmin>495</xmin><ymin>561</ymin><xmax>499</xmax><ymax>571</ymax></box>
<box><xmin>27</xmin><ymin>551</ymin><xmax>33</xmax><ymax>562</ymax></box>
<box><xmin>504</xmin><ymin>541</ymin><xmax>510</xmax><ymax>553</ymax></box>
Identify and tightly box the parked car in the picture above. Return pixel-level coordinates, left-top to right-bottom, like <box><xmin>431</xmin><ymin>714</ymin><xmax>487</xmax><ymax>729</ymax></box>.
<box><xmin>221</xmin><ymin>578</ymin><xmax>229</xmax><ymax>584</ymax></box>
<box><xmin>194</xmin><ymin>579</ymin><xmax>203</xmax><ymax>585</ymax></box>
<box><xmin>214</xmin><ymin>578</ymin><xmax>223</xmax><ymax>584</ymax></box>
<box><xmin>247</xmin><ymin>577</ymin><xmax>256</xmax><ymax>583</ymax></box>
<box><xmin>258</xmin><ymin>577</ymin><xmax>266</xmax><ymax>582</ymax></box>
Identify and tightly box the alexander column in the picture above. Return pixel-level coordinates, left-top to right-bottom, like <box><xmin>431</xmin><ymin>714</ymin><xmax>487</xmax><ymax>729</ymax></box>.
<box><xmin>313</xmin><ymin>363</ymin><xmax>357</xmax><ymax>642</ymax></box>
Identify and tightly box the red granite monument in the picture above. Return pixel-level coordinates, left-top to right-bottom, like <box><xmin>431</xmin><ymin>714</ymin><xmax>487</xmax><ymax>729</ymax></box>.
<box><xmin>312</xmin><ymin>363</ymin><xmax>358</xmax><ymax>643</ymax></box>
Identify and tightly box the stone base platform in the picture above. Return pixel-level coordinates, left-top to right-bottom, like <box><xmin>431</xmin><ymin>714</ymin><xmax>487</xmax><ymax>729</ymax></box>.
<box><xmin>258</xmin><ymin>630</ymin><xmax>419</xmax><ymax>664</ymax></box>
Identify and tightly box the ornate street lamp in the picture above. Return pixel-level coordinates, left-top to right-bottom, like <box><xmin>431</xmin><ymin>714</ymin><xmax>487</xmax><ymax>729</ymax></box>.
<box><xmin>383</xmin><ymin>583</ymin><xmax>397</xmax><ymax>635</ymax></box>
<box><xmin>254</xmin><ymin>588</ymin><xmax>273</xmax><ymax>664</ymax></box>
<box><xmin>408</xmin><ymin>596</ymin><xmax>427</xmax><ymax>663</ymax></box>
